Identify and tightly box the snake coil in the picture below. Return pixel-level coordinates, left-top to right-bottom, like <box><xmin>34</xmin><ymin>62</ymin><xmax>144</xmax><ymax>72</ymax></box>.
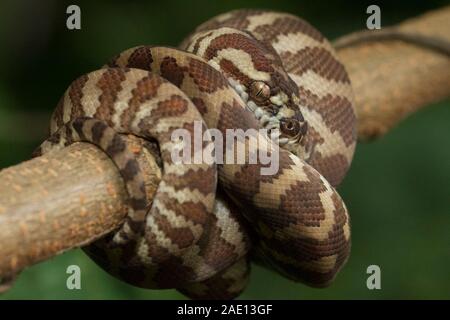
<box><xmin>36</xmin><ymin>10</ymin><xmax>357</xmax><ymax>299</ymax></box>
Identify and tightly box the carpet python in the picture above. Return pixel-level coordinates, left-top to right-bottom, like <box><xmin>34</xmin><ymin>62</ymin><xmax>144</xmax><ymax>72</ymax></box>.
<box><xmin>36</xmin><ymin>9</ymin><xmax>356</xmax><ymax>299</ymax></box>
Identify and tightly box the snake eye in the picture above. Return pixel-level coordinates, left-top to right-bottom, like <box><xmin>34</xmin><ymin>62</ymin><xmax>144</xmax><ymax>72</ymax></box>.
<box><xmin>280</xmin><ymin>118</ymin><xmax>302</xmax><ymax>138</ymax></box>
<box><xmin>249</xmin><ymin>81</ymin><xmax>270</xmax><ymax>102</ymax></box>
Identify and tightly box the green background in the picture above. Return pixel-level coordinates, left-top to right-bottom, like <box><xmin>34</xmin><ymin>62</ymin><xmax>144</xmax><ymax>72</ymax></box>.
<box><xmin>0</xmin><ymin>0</ymin><xmax>449</xmax><ymax>299</ymax></box>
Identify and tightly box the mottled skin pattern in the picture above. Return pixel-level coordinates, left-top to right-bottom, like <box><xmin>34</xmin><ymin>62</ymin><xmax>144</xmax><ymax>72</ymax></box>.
<box><xmin>180</xmin><ymin>9</ymin><xmax>356</xmax><ymax>294</ymax></box>
<box><xmin>37</xmin><ymin>10</ymin><xmax>356</xmax><ymax>299</ymax></box>
<box><xmin>187</xmin><ymin>9</ymin><xmax>357</xmax><ymax>187</ymax></box>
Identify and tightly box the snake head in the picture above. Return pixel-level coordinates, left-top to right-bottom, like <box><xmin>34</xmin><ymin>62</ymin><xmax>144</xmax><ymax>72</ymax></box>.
<box><xmin>216</xmin><ymin>28</ymin><xmax>308</xmax><ymax>152</ymax></box>
<box><xmin>249</xmin><ymin>79</ymin><xmax>307</xmax><ymax>144</ymax></box>
<box><xmin>229</xmin><ymin>74</ymin><xmax>308</xmax><ymax>156</ymax></box>
<box><xmin>185</xmin><ymin>26</ymin><xmax>308</xmax><ymax>154</ymax></box>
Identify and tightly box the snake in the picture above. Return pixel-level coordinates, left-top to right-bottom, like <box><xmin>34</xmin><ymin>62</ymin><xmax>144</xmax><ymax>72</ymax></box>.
<box><xmin>35</xmin><ymin>9</ymin><xmax>356</xmax><ymax>299</ymax></box>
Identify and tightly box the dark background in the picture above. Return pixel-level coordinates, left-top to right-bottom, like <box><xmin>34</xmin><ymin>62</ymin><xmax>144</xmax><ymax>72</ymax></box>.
<box><xmin>0</xmin><ymin>0</ymin><xmax>449</xmax><ymax>299</ymax></box>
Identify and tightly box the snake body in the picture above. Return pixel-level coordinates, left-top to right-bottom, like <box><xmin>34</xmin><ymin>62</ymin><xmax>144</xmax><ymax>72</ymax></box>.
<box><xmin>37</xmin><ymin>10</ymin><xmax>356</xmax><ymax>299</ymax></box>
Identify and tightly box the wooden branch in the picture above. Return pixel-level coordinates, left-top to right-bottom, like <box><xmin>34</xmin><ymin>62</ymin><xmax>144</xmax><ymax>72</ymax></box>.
<box><xmin>1</xmin><ymin>6</ymin><xmax>450</xmax><ymax>285</ymax></box>
<box><xmin>0</xmin><ymin>137</ymin><xmax>162</xmax><ymax>284</ymax></box>
<box><xmin>335</xmin><ymin>5</ymin><xmax>450</xmax><ymax>140</ymax></box>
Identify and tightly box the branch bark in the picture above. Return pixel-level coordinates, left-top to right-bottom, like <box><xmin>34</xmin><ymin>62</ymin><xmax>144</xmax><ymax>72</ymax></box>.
<box><xmin>335</xmin><ymin>5</ymin><xmax>450</xmax><ymax>140</ymax></box>
<box><xmin>0</xmin><ymin>6</ymin><xmax>449</xmax><ymax>283</ymax></box>
<box><xmin>0</xmin><ymin>137</ymin><xmax>162</xmax><ymax>282</ymax></box>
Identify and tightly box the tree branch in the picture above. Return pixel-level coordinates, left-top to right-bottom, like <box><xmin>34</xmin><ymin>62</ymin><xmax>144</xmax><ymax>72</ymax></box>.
<box><xmin>335</xmin><ymin>5</ymin><xmax>450</xmax><ymax>140</ymax></box>
<box><xmin>0</xmin><ymin>137</ymin><xmax>162</xmax><ymax>282</ymax></box>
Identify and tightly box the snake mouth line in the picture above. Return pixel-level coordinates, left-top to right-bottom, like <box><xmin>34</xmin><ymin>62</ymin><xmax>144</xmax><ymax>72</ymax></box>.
<box><xmin>227</xmin><ymin>77</ymin><xmax>289</xmax><ymax>146</ymax></box>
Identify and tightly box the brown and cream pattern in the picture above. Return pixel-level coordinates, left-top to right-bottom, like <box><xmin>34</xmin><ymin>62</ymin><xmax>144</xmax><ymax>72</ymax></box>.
<box><xmin>189</xmin><ymin>9</ymin><xmax>357</xmax><ymax>187</ymax></box>
<box><xmin>37</xmin><ymin>9</ymin><xmax>356</xmax><ymax>299</ymax></box>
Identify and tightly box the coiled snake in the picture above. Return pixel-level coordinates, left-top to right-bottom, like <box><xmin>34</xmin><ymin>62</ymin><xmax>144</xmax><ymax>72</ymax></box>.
<box><xmin>35</xmin><ymin>9</ymin><xmax>356</xmax><ymax>299</ymax></box>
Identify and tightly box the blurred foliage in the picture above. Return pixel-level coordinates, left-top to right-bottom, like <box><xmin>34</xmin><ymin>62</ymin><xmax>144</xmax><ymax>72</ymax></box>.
<box><xmin>0</xmin><ymin>0</ymin><xmax>449</xmax><ymax>299</ymax></box>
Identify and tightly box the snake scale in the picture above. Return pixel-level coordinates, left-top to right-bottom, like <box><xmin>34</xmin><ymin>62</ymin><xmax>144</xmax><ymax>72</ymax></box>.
<box><xmin>35</xmin><ymin>9</ymin><xmax>356</xmax><ymax>299</ymax></box>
